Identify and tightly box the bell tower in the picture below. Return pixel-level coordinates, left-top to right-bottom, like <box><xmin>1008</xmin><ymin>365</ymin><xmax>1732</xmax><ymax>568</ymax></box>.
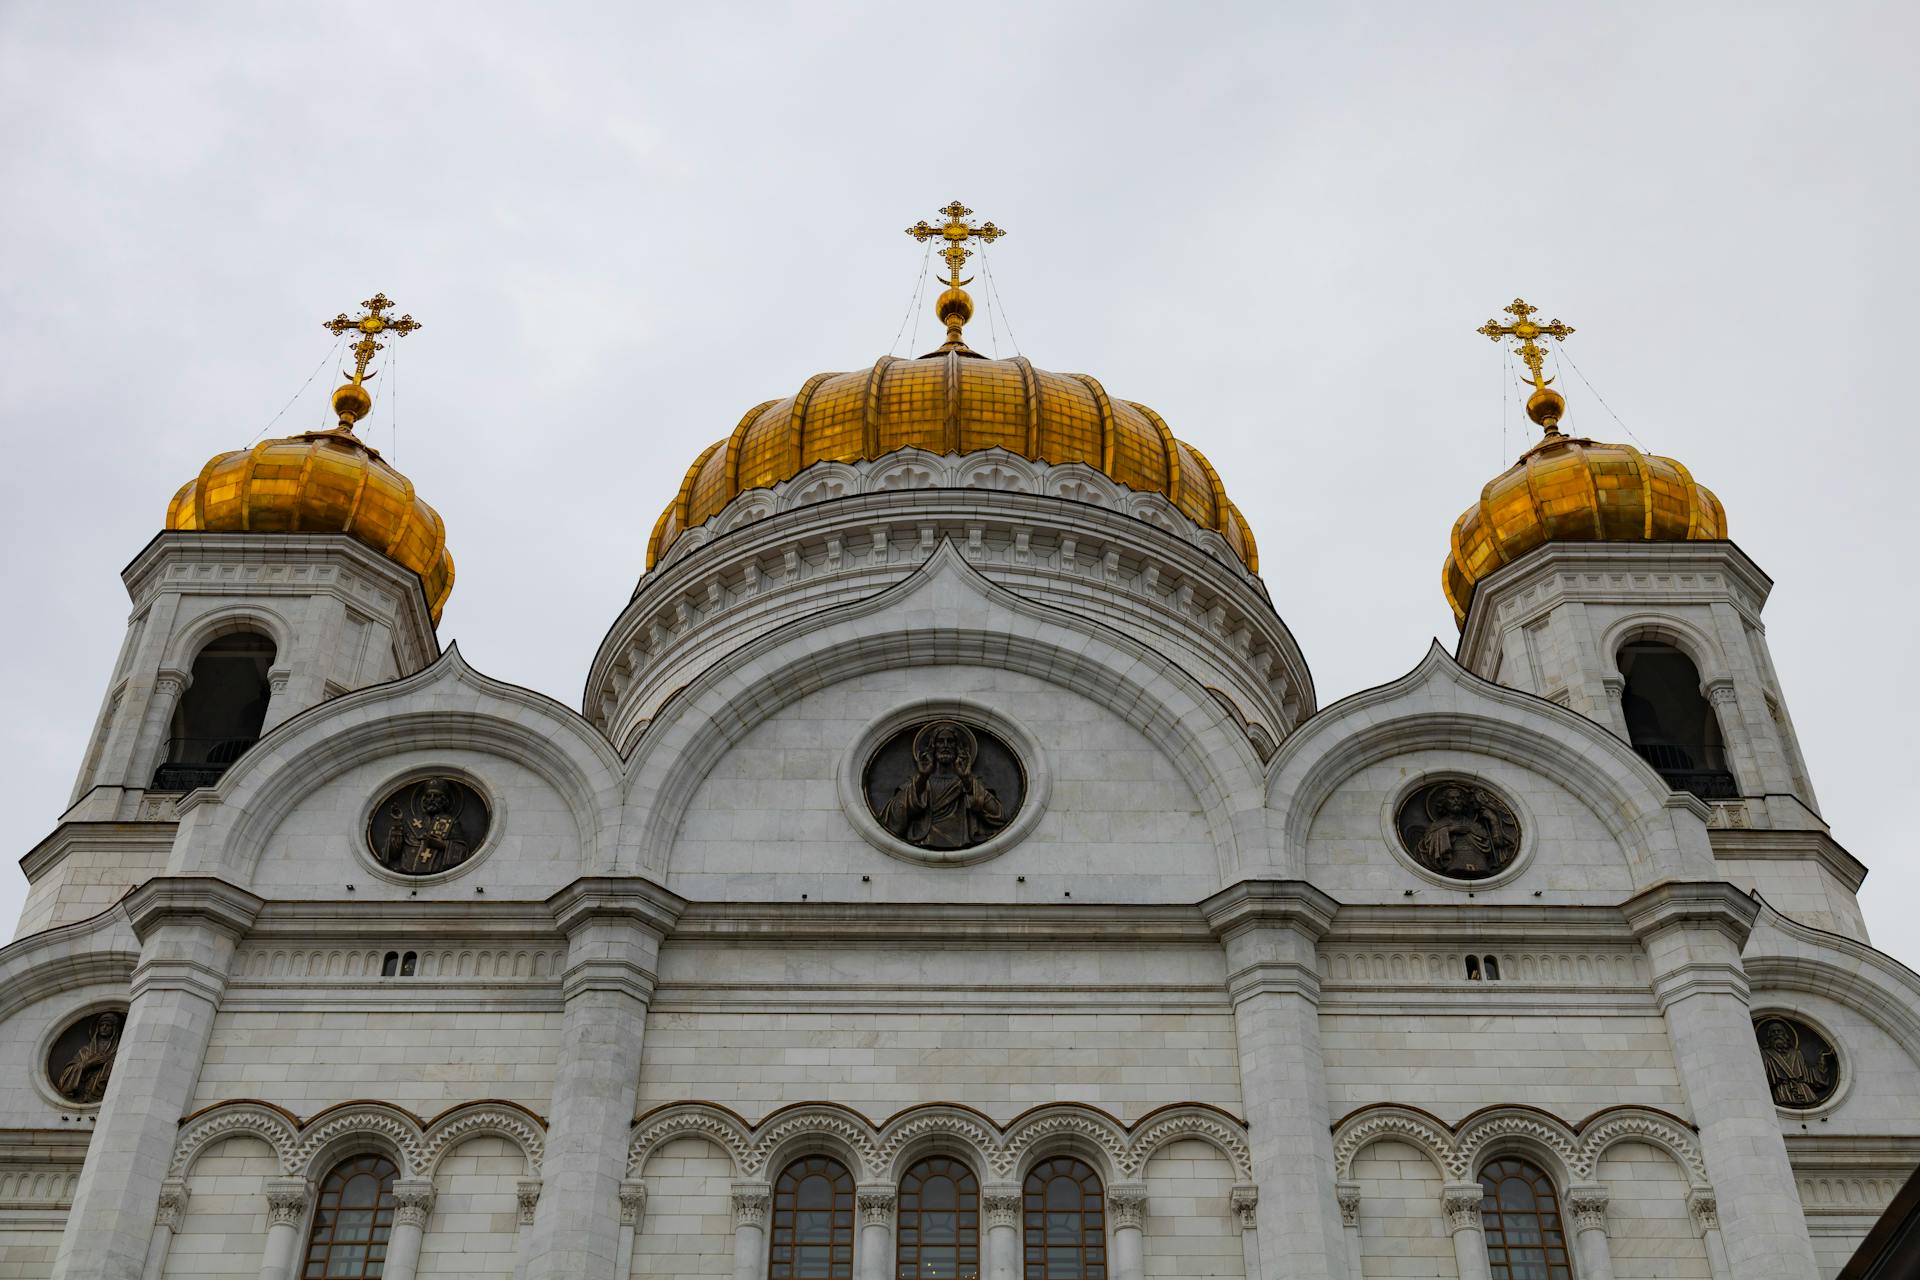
<box><xmin>21</xmin><ymin>295</ymin><xmax>450</xmax><ymax>937</ymax></box>
<box><xmin>1447</xmin><ymin>299</ymin><xmax>1860</xmax><ymax>937</ymax></box>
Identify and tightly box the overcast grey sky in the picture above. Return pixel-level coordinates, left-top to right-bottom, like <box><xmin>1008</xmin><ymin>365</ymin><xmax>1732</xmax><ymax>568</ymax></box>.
<box><xmin>3</xmin><ymin>2</ymin><xmax>1915</xmax><ymax>965</ymax></box>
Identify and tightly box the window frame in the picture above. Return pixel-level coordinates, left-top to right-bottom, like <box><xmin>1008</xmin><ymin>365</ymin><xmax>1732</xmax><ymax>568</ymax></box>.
<box><xmin>896</xmin><ymin>1155</ymin><xmax>980</xmax><ymax>1280</ymax></box>
<box><xmin>1477</xmin><ymin>1155</ymin><xmax>1574</xmax><ymax>1280</ymax></box>
<box><xmin>769</xmin><ymin>1154</ymin><xmax>856</xmax><ymax>1280</ymax></box>
<box><xmin>300</xmin><ymin>1152</ymin><xmax>399</xmax><ymax>1280</ymax></box>
<box><xmin>1022</xmin><ymin>1155</ymin><xmax>1108</xmax><ymax>1280</ymax></box>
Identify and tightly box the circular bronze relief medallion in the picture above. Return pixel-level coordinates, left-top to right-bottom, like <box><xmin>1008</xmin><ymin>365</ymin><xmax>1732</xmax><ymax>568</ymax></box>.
<box><xmin>1395</xmin><ymin>779</ymin><xmax>1522</xmax><ymax>880</ymax></box>
<box><xmin>367</xmin><ymin>776</ymin><xmax>490</xmax><ymax>876</ymax></box>
<box><xmin>1753</xmin><ymin>1015</ymin><xmax>1839</xmax><ymax>1109</ymax></box>
<box><xmin>48</xmin><ymin>1008</ymin><xmax>126</xmax><ymax>1105</ymax></box>
<box><xmin>863</xmin><ymin>719</ymin><xmax>1026</xmax><ymax>852</ymax></box>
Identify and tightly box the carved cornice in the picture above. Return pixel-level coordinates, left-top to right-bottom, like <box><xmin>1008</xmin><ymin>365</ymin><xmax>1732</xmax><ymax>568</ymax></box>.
<box><xmin>122</xmin><ymin>876</ymin><xmax>264</xmax><ymax>943</ymax></box>
<box><xmin>1620</xmin><ymin>880</ymin><xmax>1760</xmax><ymax>949</ymax></box>
<box><xmin>1200</xmin><ymin>880</ymin><xmax>1341</xmax><ymax>942</ymax></box>
<box><xmin>546</xmin><ymin>877</ymin><xmax>686</xmax><ymax>942</ymax></box>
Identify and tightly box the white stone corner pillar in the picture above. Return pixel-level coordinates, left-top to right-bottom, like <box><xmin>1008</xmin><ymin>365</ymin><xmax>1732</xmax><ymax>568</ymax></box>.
<box><xmin>1107</xmin><ymin>1182</ymin><xmax>1147</xmax><ymax>1280</ymax></box>
<box><xmin>522</xmin><ymin>878</ymin><xmax>684</xmax><ymax>1280</ymax></box>
<box><xmin>140</xmin><ymin>1178</ymin><xmax>190</xmax><ymax>1280</ymax></box>
<box><xmin>1688</xmin><ymin>1189</ymin><xmax>1732</xmax><ymax>1280</ymax></box>
<box><xmin>385</xmin><ymin>1177</ymin><xmax>435</xmax><ymax>1280</ymax></box>
<box><xmin>982</xmin><ymin>1183</ymin><xmax>1021</xmax><ymax>1280</ymax></box>
<box><xmin>258</xmin><ymin>1177</ymin><xmax>313</xmax><ymax>1280</ymax></box>
<box><xmin>856</xmin><ymin>1184</ymin><xmax>896</xmax><ymax>1280</ymax></box>
<box><xmin>1201</xmin><ymin>881</ymin><xmax>1349</xmax><ymax>1280</ymax></box>
<box><xmin>1334</xmin><ymin>1181</ymin><xmax>1361</xmax><ymax>1280</ymax></box>
<box><xmin>731</xmin><ymin>1182</ymin><xmax>771</xmax><ymax>1280</ymax></box>
<box><xmin>1441</xmin><ymin>1182</ymin><xmax>1491</xmax><ymax>1280</ymax></box>
<box><xmin>52</xmin><ymin>877</ymin><xmax>264</xmax><ymax>1280</ymax></box>
<box><xmin>1622</xmin><ymin>883</ymin><xmax>1820</xmax><ymax>1279</ymax></box>
<box><xmin>617</xmin><ymin>1179</ymin><xmax>646</xmax><ymax>1279</ymax></box>
<box><xmin>1563</xmin><ymin>1184</ymin><xmax>1614</xmax><ymax>1280</ymax></box>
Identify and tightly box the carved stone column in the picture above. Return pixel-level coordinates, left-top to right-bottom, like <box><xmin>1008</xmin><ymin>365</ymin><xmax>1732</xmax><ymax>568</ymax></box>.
<box><xmin>617</xmin><ymin>1180</ymin><xmax>647</xmax><ymax>1280</ymax></box>
<box><xmin>140</xmin><ymin>1179</ymin><xmax>189</xmax><ymax>1280</ymax></box>
<box><xmin>1107</xmin><ymin>1183</ymin><xmax>1147</xmax><ymax>1280</ymax></box>
<box><xmin>383</xmin><ymin>1178</ymin><xmax>435</xmax><ymax>1280</ymax></box>
<box><xmin>257</xmin><ymin>1177</ymin><xmax>313</xmax><ymax>1280</ymax></box>
<box><xmin>1334</xmin><ymin>1181</ymin><xmax>1362</xmax><ymax>1280</ymax></box>
<box><xmin>52</xmin><ymin>877</ymin><xmax>262</xmax><ymax>1280</ymax></box>
<box><xmin>731</xmin><ymin>1182</ymin><xmax>770</xmax><ymax>1280</ymax></box>
<box><xmin>523</xmin><ymin>878</ymin><xmax>683</xmax><ymax>1280</ymax></box>
<box><xmin>514</xmin><ymin>1178</ymin><xmax>542</xmax><ymax>1277</ymax></box>
<box><xmin>1563</xmin><ymin>1184</ymin><xmax>1614</xmax><ymax>1280</ymax></box>
<box><xmin>1231</xmin><ymin>1184</ymin><xmax>1262</xmax><ymax>1280</ymax></box>
<box><xmin>982</xmin><ymin>1183</ymin><xmax>1021</xmax><ymax>1280</ymax></box>
<box><xmin>1201</xmin><ymin>881</ymin><xmax>1348</xmax><ymax>1280</ymax></box>
<box><xmin>856</xmin><ymin>1185</ymin><xmax>895</xmax><ymax>1280</ymax></box>
<box><xmin>1689</xmin><ymin>1190</ymin><xmax>1732</xmax><ymax>1280</ymax></box>
<box><xmin>129</xmin><ymin>668</ymin><xmax>191</xmax><ymax>788</ymax></box>
<box><xmin>1441</xmin><ymin>1183</ymin><xmax>1491</xmax><ymax>1280</ymax></box>
<box><xmin>1623</xmin><ymin>883</ymin><xmax>1820</xmax><ymax>1279</ymax></box>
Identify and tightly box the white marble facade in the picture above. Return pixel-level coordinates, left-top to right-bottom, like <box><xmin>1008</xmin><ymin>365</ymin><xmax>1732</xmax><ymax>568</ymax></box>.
<box><xmin>4</xmin><ymin>446</ymin><xmax>1916</xmax><ymax>1280</ymax></box>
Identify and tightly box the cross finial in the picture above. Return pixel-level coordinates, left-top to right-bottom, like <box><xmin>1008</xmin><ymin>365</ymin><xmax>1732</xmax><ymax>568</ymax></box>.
<box><xmin>321</xmin><ymin>293</ymin><xmax>422</xmax><ymax>430</ymax></box>
<box><xmin>1477</xmin><ymin>297</ymin><xmax>1575</xmax><ymax>432</ymax></box>
<box><xmin>905</xmin><ymin>201</ymin><xmax>1006</xmax><ymax>353</ymax></box>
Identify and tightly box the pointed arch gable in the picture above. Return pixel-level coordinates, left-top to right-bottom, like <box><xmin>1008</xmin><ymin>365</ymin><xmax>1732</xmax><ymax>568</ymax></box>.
<box><xmin>1265</xmin><ymin>642</ymin><xmax>1712</xmax><ymax>886</ymax></box>
<box><xmin>618</xmin><ymin>540</ymin><xmax>1268</xmax><ymax>878</ymax></box>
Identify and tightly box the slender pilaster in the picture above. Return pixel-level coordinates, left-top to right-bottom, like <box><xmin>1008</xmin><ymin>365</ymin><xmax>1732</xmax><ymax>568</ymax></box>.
<box><xmin>1689</xmin><ymin>1190</ymin><xmax>1732</xmax><ymax>1280</ymax></box>
<box><xmin>258</xmin><ymin>1178</ymin><xmax>312</xmax><ymax>1280</ymax></box>
<box><xmin>982</xmin><ymin>1184</ymin><xmax>1020</xmax><ymax>1280</ymax></box>
<box><xmin>1623</xmin><ymin>882</ymin><xmax>1820</xmax><ymax>1279</ymax></box>
<box><xmin>139</xmin><ymin>1180</ymin><xmax>188</xmax><ymax>1280</ymax></box>
<box><xmin>1334</xmin><ymin>1182</ymin><xmax>1361</xmax><ymax>1280</ymax></box>
<box><xmin>52</xmin><ymin>877</ymin><xmax>263</xmax><ymax>1280</ymax></box>
<box><xmin>731</xmin><ymin>1183</ymin><xmax>770</xmax><ymax>1280</ymax></box>
<box><xmin>1563</xmin><ymin>1184</ymin><xmax>1614</xmax><ymax>1280</ymax></box>
<box><xmin>1107</xmin><ymin>1183</ymin><xmax>1146</xmax><ymax>1280</ymax></box>
<box><xmin>1202</xmin><ymin>881</ymin><xmax>1347</xmax><ymax>1280</ymax></box>
<box><xmin>522</xmin><ymin>878</ymin><xmax>683</xmax><ymax>1280</ymax></box>
<box><xmin>1441</xmin><ymin>1183</ymin><xmax>1491</xmax><ymax>1280</ymax></box>
<box><xmin>617</xmin><ymin>1180</ymin><xmax>647</xmax><ymax>1280</ymax></box>
<box><xmin>385</xmin><ymin>1178</ymin><xmax>435</xmax><ymax>1280</ymax></box>
<box><xmin>856</xmin><ymin>1185</ymin><xmax>895</xmax><ymax>1280</ymax></box>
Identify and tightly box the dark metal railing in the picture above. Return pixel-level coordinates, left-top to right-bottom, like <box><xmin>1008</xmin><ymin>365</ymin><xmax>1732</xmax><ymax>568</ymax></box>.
<box><xmin>150</xmin><ymin>736</ymin><xmax>258</xmax><ymax>791</ymax></box>
<box><xmin>1630</xmin><ymin>743</ymin><xmax>1738</xmax><ymax>800</ymax></box>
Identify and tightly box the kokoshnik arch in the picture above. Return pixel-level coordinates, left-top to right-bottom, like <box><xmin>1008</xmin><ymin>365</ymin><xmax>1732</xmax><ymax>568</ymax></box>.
<box><xmin>3</xmin><ymin>206</ymin><xmax>1913</xmax><ymax>1280</ymax></box>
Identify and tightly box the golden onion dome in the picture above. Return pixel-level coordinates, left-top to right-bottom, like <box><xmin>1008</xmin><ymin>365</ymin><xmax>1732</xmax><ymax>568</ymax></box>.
<box><xmin>1442</xmin><ymin>426</ymin><xmax>1726</xmax><ymax>627</ymax></box>
<box><xmin>166</xmin><ymin>394</ymin><xmax>454</xmax><ymax>622</ymax></box>
<box><xmin>647</xmin><ymin>349</ymin><xmax>1259</xmax><ymax>572</ymax></box>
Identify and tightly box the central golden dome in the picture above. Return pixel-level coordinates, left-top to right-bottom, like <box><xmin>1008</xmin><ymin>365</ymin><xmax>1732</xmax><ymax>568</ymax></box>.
<box><xmin>647</xmin><ymin>350</ymin><xmax>1258</xmax><ymax>571</ymax></box>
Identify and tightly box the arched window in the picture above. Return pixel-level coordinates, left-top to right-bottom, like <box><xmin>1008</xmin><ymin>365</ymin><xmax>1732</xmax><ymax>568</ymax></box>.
<box><xmin>301</xmin><ymin>1154</ymin><xmax>398</xmax><ymax>1278</ymax></box>
<box><xmin>898</xmin><ymin>1156</ymin><xmax>979</xmax><ymax>1279</ymax></box>
<box><xmin>1617</xmin><ymin>641</ymin><xmax>1736</xmax><ymax>799</ymax></box>
<box><xmin>156</xmin><ymin>630</ymin><xmax>276</xmax><ymax>789</ymax></box>
<box><xmin>1478</xmin><ymin>1157</ymin><xmax>1572</xmax><ymax>1280</ymax></box>
<box><xmin>770</xmin><ymin>1155</ymin><xmax>854</xmax><ymax>1280</ymax></box>
<box><xmin>1023</xmin><ymin>1156</ymin><xmax>1106</xmax><ymax>1280</ymax></box>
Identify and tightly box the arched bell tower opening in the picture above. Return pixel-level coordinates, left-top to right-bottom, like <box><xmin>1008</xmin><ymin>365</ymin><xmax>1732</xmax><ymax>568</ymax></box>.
<box><xmin>152</xmin><ymin>631</ymin><xmax>276</xmax><ymax>790</ymax></box>
<box><xmin>1617</xmin><ymin>640</ymin><xmax>1736</xmax><ymax>800</ymax></box>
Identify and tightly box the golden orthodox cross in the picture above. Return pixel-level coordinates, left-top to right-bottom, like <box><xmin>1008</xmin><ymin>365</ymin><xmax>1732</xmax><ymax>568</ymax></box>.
<box><xmin>323</xmin><ymin>293</ymin><xmax>422</xmax><ymax>386</ymax></box>
<box><xmin>1476</xmin><ymin>298</ymin><xmax>1574</xmax><ymax>394</ymax></box>
<box><xmin>905</xmin><ymin>201</ymin><xmax>1007</xmax><ymax>287</ymax></box>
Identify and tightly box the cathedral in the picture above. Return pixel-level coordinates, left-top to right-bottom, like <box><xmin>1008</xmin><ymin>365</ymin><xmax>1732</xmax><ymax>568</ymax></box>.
<box><xmin>5</xmin><ymin>204</ymin><xmax>1916</xmax><ymax>1280</ymax></box>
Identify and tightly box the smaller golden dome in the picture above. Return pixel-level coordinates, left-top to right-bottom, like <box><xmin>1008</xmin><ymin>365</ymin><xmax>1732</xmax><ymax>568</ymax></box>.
<box><xmin>1443</xmin><ymin>429</ymin><xmax>1727</xmax><ymax>627</ymax></box>
<box><xmin>166</xmin><ymin>426</ymin><xmax>454</xmax><ymax>621</ymax></box>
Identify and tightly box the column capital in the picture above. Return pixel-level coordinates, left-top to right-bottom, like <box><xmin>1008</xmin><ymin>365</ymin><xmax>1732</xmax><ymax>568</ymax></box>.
<box><xmin>1232</xmin><ymin>1183</ymin><xmax>1262</xmax><ymax>1231</ymax></box>
<box><xmin>1107</xmin><ymin>1182</ymin><xmax>1147</xmax><ymax>1231</ymax></box>
<box><xmin>547</xmin><ymin>877</ymin><xmax>686</xmax><ymax>1003</ymax></box>
<box><xmin>732</xmin><ymin>1181</ymin><xmax>771</xmax><ymax>1229</ymax></box>
<box><xmin>1200</xmin><ymin>879</ymin><xmax>1341</xmax><ymax>942</ymax></box>
<box><xmin>1334</xmin><ymin>1180</ymin><xmax>1359</xmax><ymax>1229</ymax></box>
<box><xmin>123</xmin><ymin>876</ymin><xmax>264</xmax><ymax>943</ymax></box>
<box><xmin>264</xmin><ymin>1176</ymin><xmax>312</xmax><ymax>1228</ymax></box>
<box><xmin>392</xmin><ymin>1177</ymin><xmax>435</xmax><ymax>1227</ymax></box>
<box><xmin>618</xmin><ymin>1178</ymin><xmax>647</xmax><ymax>1226</ymax></box>
<box><xmin>546</xmin><ymin>876</ymin><xmax>687</xmax><ymax>940</ymax></box>
<box><xmin>1687</xmin><ymin>1188</ymin><xmax>1719</xmax><ymax>1234</ymax></box>
<box><xmin>154</xmin><ymin>1178</ymin><xmax>190</xmax><ymax>1228</ymax></box>
<box><xmin>857</xmin><ymin>1184</ymin><xmax>897</xmax><ymax>1228</ymax></box>
<box><xmin>982</xmin><ymin>1184</ymin><xmax>1021</xmax><ymax>1230</ymax></box>
<box><xmin>151</xmin><ymin>668</ymin><xmax>193</xmax><ymax>698</ymax></box>
<box><xmin>1620</xmin><ymin>881</ymin><xmax>1759</xmax><ymax>948</ymax></box>
<box><xmin>1564</xmin><ymin>1183</ymin><xmax>1608</xmax><ymax>1232</ymax></box>
<box><xmin>516</xmin><ymin>1178</ymin><xmax>542</xmax><ymax>1226</ymax></box>
<box><xmin>1441</xmin><ymin>1182</ymin><xmax>1483</xmax><ymax>1234</ymax></box>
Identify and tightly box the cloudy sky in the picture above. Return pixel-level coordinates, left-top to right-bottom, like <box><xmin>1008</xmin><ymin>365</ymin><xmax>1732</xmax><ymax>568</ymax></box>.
<box><xmin>2</xmin><ymin>3</ymin><xmax>1914</xmax><ymax>964</ymax></box>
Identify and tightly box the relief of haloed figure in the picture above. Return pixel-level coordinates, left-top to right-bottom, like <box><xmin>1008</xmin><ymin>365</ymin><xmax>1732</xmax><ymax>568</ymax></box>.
<box><xmin>1395</xmin><ymin>780</ymin><xmax>1522</xmax><ymax>880</ymax></box>
<box><xmin>871</xmin><ymin>720</ymin><xmax>1019</xmax><ymax>851</ymax></box>
<box><xmin>1754</xmin><ymin>1016</ymin><xmax>1838</xmax><ymax>1109</ymax></box>
<box><xmin>367</xmin><ymin>777</ymin><xmax>490</xmax><ymax>875</ymax></box>
<box><xmin>49</xmin><ymin>1010</ymin><xmax>123</xmax><ymax>1105</ymax></box>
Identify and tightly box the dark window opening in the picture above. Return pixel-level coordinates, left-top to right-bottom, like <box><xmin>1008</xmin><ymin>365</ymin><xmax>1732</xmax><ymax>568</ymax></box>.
<box><xmin>898</xmin><ymin>1157</ymin><xmax>979</xmax><ymax>1280</ymax></box>
<box><xmin>770</xmin><ymin>1155</ymin><xmax>854</xmax><ymax>1280</ymax></box>
<box><xmin>301</xmin><ymin>1154</ymin><xmax>397</xmax><ymax>1278</ymax></box>
<box><xmin>380</xmin><ymin>952</ymin><xmax>398</xmax><ymax>977</ymax></box>
<box><xmin>1618</xmin><ymin>642</ymin><xmax>1737</xmax><ymax>800</ymax></box>
<box><xmin>1483</xmin><ymin>955</ymin><xmax>1501</xmax><ymax>981</ymax></box>
<box><xmin>153</xmin><ymin>631</ymin><xmax>275</xmax><ymax>790</ymax></box>
<box><xmin>399</xmin><ymin>952</ymin><xmax>417</xmax><ymax>977</ymax></box>
<box><xmin>1023</xmin><ymin>1156</ymin><xmax>1106</xmax><ymax>1280</ymax></box>
<box><xmin>1466</xmin><ymin>956</ymin><xmax>1483</xmax><ymax>981</ymax></box>
<box><xmin>1479</xmin><ymin>1157</ymin><xmax>1572</xmax><ymax>1280</ymax></box>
